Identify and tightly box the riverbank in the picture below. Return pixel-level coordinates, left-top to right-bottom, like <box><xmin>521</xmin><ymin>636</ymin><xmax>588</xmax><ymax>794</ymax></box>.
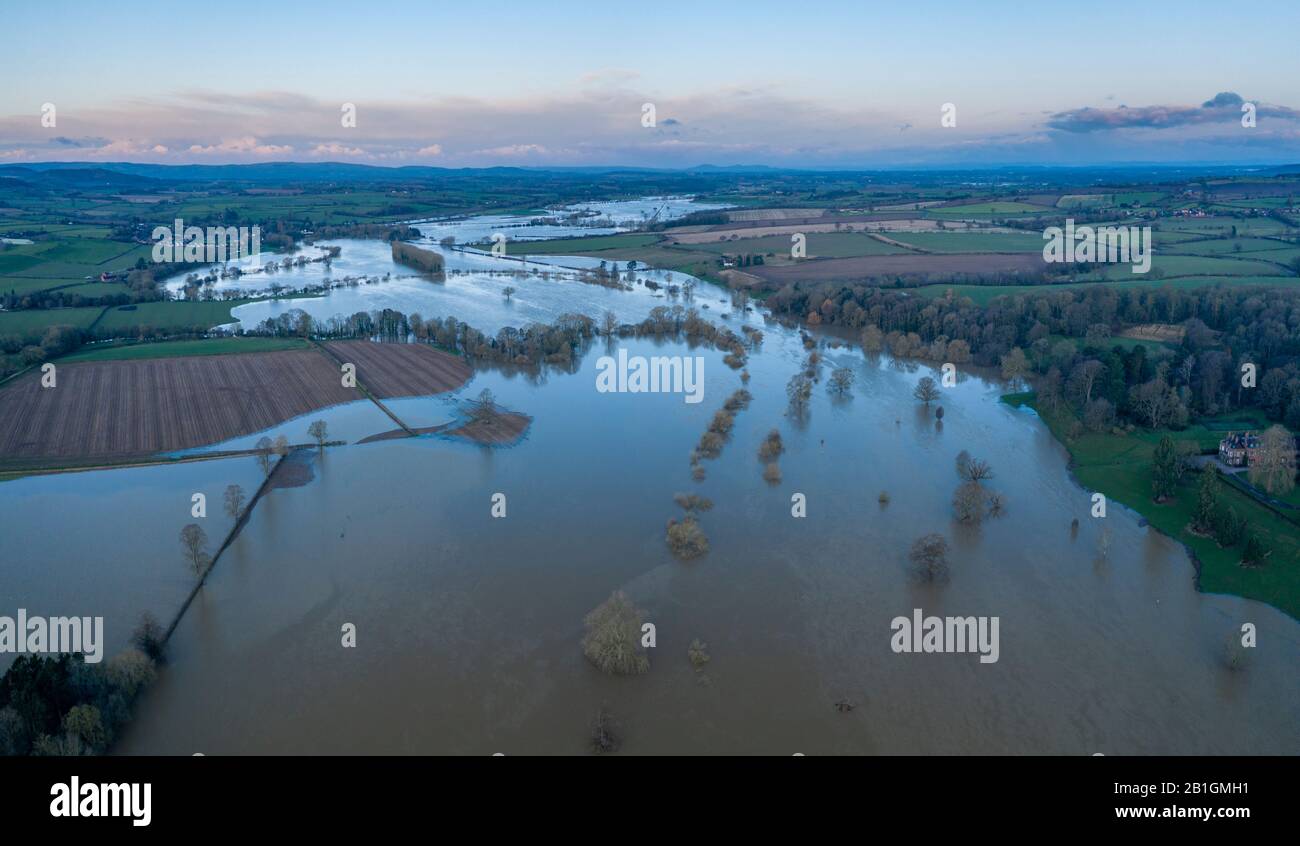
<box><xmin>1002</xmin><ymin>392</ymin><xmax>1299</xmax><ymax>619</ymax></box>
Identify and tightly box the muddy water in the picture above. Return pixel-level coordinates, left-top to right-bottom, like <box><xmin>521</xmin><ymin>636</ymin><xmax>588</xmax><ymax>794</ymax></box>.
<box><xmin>0</xmin><ymin>457</ymin><xmax>267</xmax><ymax>673</ymax></box>
<box><xmin>6</xmin><ymin>195</ymin><xmax>1298</xmax><ymax>754</ymax></box>
<box><xmin>104</xmin><ymin>322</ymin><xmax>1300</xmax><ymax>755</ymax></box>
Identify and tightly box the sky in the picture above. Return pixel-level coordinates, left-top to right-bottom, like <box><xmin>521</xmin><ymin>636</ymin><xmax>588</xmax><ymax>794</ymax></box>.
<box><xmin>2</xmin><ymin>0</ymin><xmax>1299</xmax><ymax>168</ymax></box>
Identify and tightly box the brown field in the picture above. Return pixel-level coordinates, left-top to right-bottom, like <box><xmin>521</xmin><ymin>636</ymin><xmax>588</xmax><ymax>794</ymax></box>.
<box><xmin>747</xmin><ymin>252</ymin><xmax>1047</xmax><ymax>285</ymax></box>
<box><xmin>0</xmin><ymin>342</ymin><xmax>475</xmax><ymax>463</ymax></box>
<box><xmin>323</xmin><ymin>341</ymin><xmax>470</xmax><ymax>398</ymax></box>
<box><xmin>0</xmin><ymin>350</ymin><xmax>357</xmax><ymax>461</ymax></box>
<box><xmin>358</xmin><ymin>411</ymin><xmax>531</xmax><ymax>447</ymax></box>
<box><xmin>726</xmin><ymin>208</ymin><xmax>827</xmax><ymax>221</ymax></box>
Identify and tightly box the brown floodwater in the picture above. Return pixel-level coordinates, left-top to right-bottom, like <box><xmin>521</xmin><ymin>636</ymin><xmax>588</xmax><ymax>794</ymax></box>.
<box><xmin>66</xmin><ymin>320</ymin><xmax>1295</xmax><ymax>755</ymax></box>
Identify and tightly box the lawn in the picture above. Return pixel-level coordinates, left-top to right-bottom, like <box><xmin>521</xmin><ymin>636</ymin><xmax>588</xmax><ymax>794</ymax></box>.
<box><xmin>1005</xmin><ymin>394</ymin><xmax>1299</xmax><ymax>619</ymax></box>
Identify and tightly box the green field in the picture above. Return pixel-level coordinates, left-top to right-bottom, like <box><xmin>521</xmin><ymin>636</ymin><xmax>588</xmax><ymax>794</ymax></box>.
<box><xmin>684</xmin><ymin>232</ymin><xmax>909</xmax><ymax>257</ymax></box>
<box><xmin>56</xmin><ymin>336</ymin><xmax>309</xmax><ymax>363</ymax></box>
<box><xmin>916</xmin><ymin>275</ymin><xmax>1299</xmax><ymax>305</ymax></box>
<box><xmin>0</xmin><ymin>306</ymin><xmax>104</xmax><ymax>335</ymax></box>
<box><xmin>1162</xmin><ymin>236</ymin><xmax>1295</xmax><ymax>255</ymax></box>
<box><xmin>927</xmin><ymin>201</ymin><xmax>1055</xmax><ymax>218</ymax></box>
<box><xmin>1088</xmin><ymin>254</ymin><xmax>1289</xmax><ymax>279</ymax></box>
<box><xmin>500</xmin><ymin>233</ymin><xmax>662</xmax><ymax>255</ymax></box>
<box><xmin>887</xmin><ymin>231</ymin><xmax>1047</xmax><ymax>252</ymax></box>
<box><xmin>1164</xmin><ymin>216</ymin><xmax>1292</xmax><ymax>237</ymax></box>
<box><xmin>1004</xmin><ymin>394</ymin><xmax>1299</xmax><ymax>619</ymax></box>
<box><xmin>94</xmin><ymin>300</ymin><xmax>257</xmax><ymax>333</ymax></box>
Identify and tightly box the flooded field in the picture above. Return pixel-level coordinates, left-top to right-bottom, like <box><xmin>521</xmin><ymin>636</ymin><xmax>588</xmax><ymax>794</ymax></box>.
<box><xmin>5</xmin><ymin>198</ymin><xmax>1297</xmax><ymax>756</ymax></box>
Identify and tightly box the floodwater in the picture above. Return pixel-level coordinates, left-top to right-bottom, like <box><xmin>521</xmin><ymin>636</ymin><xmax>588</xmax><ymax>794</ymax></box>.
<box><xmin>4</xmin><ymin>197</ymin><xmax>1298</xmax><ymax>755</ymax></box>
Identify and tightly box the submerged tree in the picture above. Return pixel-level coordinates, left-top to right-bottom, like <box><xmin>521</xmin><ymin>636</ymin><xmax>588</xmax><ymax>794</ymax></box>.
<box><xmin>666</xmin><ymin>515</ymin><xmax>710</xmax><ymax>560</ymax></box>
<box><xmin>131</xmin><ymin>612</ymin><xmax>165</xmax><ymax>663</ymax></box>
<box><xmin>757</xmin><ymin>429</ymin><xmax>785</xmax><ymax>461</ymax></box>
<box><xmin>581</xmin><ymin>591</ymin><xmax>650</xmax><ymax>675</ymax></box>
<box><xmin>307</xmin><ymin>419</ymin><xmax>329</xmax><ymax>451</ymax></box>
<box><xmin>179</xmin><ymin>523</ymin><xmax>210</xmax><ymax>578</ymax></box>
<box><xmin>787</xmin><ymin>373</ymin><xmax>813</xmax><ymax>415</ymax></box>
<box><xmin>828</xmin><ymin>367</ymin><xmax>855</xmax><ymax>397</ymax></box>
<box><xmin>223</xmin><ymin>484</ymin><xmax>246</xmax><ymax>524</ymax></box>
<box><xmin>913</xmin><ymin>375</ymin><xmax>941</xmax><ymax>406</ymax></box>
<box><xmin>909</xmin><ymin>533</ymin><xmax>949</xmax><ymax>581</ymax></box>
<box><xmin>254</xmin><ymin>436</ymin><xmax>274</xmax><ymax>477</ymax></box>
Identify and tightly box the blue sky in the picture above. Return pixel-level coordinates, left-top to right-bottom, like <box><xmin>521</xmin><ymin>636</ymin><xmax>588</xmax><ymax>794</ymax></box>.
<box><xmin>2</xmin><ymin>0</ymin><xmax>1299</xmax><ymax>166</ymax></box>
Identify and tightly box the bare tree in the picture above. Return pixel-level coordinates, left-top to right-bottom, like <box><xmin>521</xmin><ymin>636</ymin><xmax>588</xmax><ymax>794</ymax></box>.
<box><xmin>254</xmin><ymin>436</ymin><xmax>273</xmax><ymax>477</ymax></box>
<box><xmin>581</xmin><ymin>592</ymin><xmax>650</xmax><ymax>675</ymax></box>
<box><xmin>502</xmin><ymin>286</ymin><xmax>516</xmax><ymax>301</ymax></box>
<box><xmin>272</xmin><ymin>434</ymin><xmax>290</xmax><ymax>457</ymax></box>
<box><xmin>909</xmin><ymin>533</ymin><xmax>949</xmax><ymax>580</ymax></box>
<box><xmin>956</xmin><ymin>451</ymin><xmax>994</xmax><ymax>483</ymax></box>
<box><xmin>828</xmin><ymin>367</ymin><xmax>855</xmax><ymax>397</ymax></box>
<box><xmin>953</xmin><ymin>481</ymin><xmax>986</xmax><ymax>523</ymax></box>
<box><xmin>787</xmin><ymin>373</ymin><xmax>812</xmax><ymax>414</ymax></box>
<box><xmin>1068</xmin><ymin>360</ymin><xmax>1104</xmax><ymax>406</ymax></box>
<box><xmin>1128</xmin><ymin>378</ymin><xmax>1174</xmax><ymax>429</ymax></box>
<box><xmin>223</xmin><ymin>484</ymin><xmax>246</xmax><ymax>524</ymax></box>
<box><xmin>307</xmin><ymin>420</ymin><xmax>328</xmax><ymax>451</ymax></box>
<box><xmin>913</xmin><ymin>375</ymin><xmax>941</xmax><ymax>405</ymax></box>
<box><xmin>601</xmin><ymin>310</ymin><xmax>619</xmax><ymax>336</ymax></box>
<box><xmin>470</xmin><ymin>388</ymin><xmax>499</xmax><ymax>424</ymax></box>
<box><xmin>179</xmin><ymin>523</ymin><xmax>210</xmax><ymax>578</ymax></box>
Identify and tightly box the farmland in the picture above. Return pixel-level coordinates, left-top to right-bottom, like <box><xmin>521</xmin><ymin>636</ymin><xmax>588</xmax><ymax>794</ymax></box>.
<box><xmin>0</xmin><ymin>341</ymin><xmax>472</xmax><ymax>465</ymax></box>
<box><xmin>747</xmin><ymin>251</ymin><xmax>1047</xmax><ymax>285</ymax></box>
<box><xmin>322</xmin><ymin>340</ymin><xmax>471</xmax><ymax>398</ymax></box>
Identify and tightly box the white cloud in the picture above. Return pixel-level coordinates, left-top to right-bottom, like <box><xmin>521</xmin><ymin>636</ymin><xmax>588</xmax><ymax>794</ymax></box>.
<box><xmin>187</xmin><ymin>136</ymin><xmax>293</xmax><ymax>156</ymax></box>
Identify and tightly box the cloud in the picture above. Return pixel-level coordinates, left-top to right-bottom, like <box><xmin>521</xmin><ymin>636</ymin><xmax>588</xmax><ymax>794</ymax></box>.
<box><xmin>469</xmin><ymin>143</ymin><xmax>548</xmax><ymax>157</ymax></box>
<box><xmin>0</xmin><ymin>86</ymin><xmax>1295</xmax><ymax>167</ymax></box>
<box><xmin>1046</xmin><ymin>92</ymin><xmax>1300</xmax><ymax>133</ymax></box>
<box><xmin>86</xmin><ymin>139</ymin><xmax>168</xmax><ymax>157</ymax></box>
<box><xmin>308</xmin><ymin>142</ymin><xmax>366</xmax><ymax>157</ymax></box>
<box><xmin>187</xmin><ymin>136</ymin><xmax>293</xmax><ymax>156</ymax></box>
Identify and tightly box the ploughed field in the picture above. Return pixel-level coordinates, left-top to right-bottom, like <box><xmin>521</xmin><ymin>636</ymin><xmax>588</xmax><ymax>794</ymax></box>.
<box><xmin>323</xmin><ymin>340</ymin><xmax>471</xmax><ymax>399</ymax></box>
<box><xmin>0</xmin><ymin>342</ymin><xmax>473</xmax><ymax>463</ymax></box>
